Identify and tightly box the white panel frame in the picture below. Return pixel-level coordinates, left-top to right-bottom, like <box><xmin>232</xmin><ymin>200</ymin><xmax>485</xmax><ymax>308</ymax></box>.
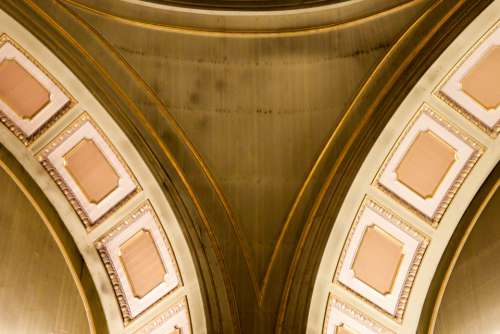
<box><xmin>137</xmin><ymin>298</ymin><xmax>191</xmax><ymax>334</ymax></box>
<box><xmin>97</xmin><ymin>202</ymin><xmax>181</xmax><ymax>322</ymax></box>
<box><xmin>336</xmin><ymin>200</ymin><xmax>428</xmax><ymax>319</ymax></box>
<box><xmin>323</xmin><ymin>297</ymin><xmax>393</xmax><ymax>334</ymax></box>
<box><xmin>377</xmin><ymin>106</ymin><xmax>482</xmax><ymax>224</ymax></box>
<box><xmin>0</xmin><ymin>38</ymin><xmax>70</xmax><ymax>138</ymax></box>
<box><xmin>439</xmin><ymin>22</ymin><xmax>500</xmax><ymax>136</ymax></box>
<box><xmin>38</xmin><ymin>113</ymin><xmax>138</xmax><ymax>227</ymax></box>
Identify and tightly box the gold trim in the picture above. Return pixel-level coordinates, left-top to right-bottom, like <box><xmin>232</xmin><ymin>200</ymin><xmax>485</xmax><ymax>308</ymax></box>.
<box><xmin>0</xmin><ymin>34</ymin><xmax>75</xmax><ymax>145</ymax></box>
<box><xmin>61</xmin><ymin>0</ymin><xmax>424</xmax><ymax>36</ymax></box>
<box><xmin>395</xmin><ymin>130</ymin><xmax>457</xmax><ymax>199</ymax></box>
<box><xmin>434</xmin><ymin>20</ymin><xmax>500</xmax><ymax>138</ymax></box>
<box><xmin>38</xmin><ymin>112</ymin><xmax>140</xmax><ymax>230</ymax></box>
<box><xmin>95</xmin><ymin>200</ymin><xmax>182</xmax><ymax>325</ymax></box>
<box><xmin>334</xmin><ymin>198</ymin><xmax>429</xmax><ymax>321</ymax></box>
<box><xmin>375</xmin><ymin>104</ymin><xmax>484</xmax><ymax>227</ymax></box>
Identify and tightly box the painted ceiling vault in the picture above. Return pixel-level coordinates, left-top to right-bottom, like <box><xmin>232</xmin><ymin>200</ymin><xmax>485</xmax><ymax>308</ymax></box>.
<box><xmin>0</xmin><ymin>0</ymin><xmax>498</xmax><ymax>334</ymax></box>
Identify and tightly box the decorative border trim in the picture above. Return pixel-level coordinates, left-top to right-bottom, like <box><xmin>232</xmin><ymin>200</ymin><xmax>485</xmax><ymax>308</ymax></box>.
<box><xmin>435</xmin><ymin>20</ymin><xmax>500</xmax><ymax>138</ymax></box>
<box><xmin>334</xmin><ymin>199</ymin><xmax>429</xmax><ymax>321</ymax></box>
<box><xmin>323</xmin><ymin>295</ymin><xmax>393</xmax><ymax>334</ymax></box>
<box><xmin>38</xmin><ymin>113</ymin><xmax>140</xmax><ymax>230</ymax></box>
<box><xmin>136</xmin><ymin>297</ymin><xmax>192</xmax><ymax>334</ymax></box>
<box><xmin>96</xmin><ymin>201</ymin><xmax>182</xmax><ymax>324</ymax></box>
<box><xmin>0</xmin><ymin>34</ymin><xmax>75</xmax><ymax>145</ymax></box>
<box><xmin>375</xmin><ymin>104</ymin><xmax>484</xmax><ymax>227</ymax></box>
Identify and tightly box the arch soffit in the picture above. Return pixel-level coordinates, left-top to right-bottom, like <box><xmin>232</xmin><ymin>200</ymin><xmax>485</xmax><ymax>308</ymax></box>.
<box><xmin>0</xmin><ymin>9</ymin><xmax>209</xmax><ymax>334</ymax></box>
<box><xmin>307</xmin><ymin>2</ymin><xmax>499</xmax><ymax>334</ymax></box>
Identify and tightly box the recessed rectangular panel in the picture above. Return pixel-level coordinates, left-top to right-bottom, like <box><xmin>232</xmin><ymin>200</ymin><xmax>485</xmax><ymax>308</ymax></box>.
<box><xmin>395</xmin><ymin>130</ymin><xmax>456</xmax><ymax>199</ymax></box>
<box><xmin>377</xmin><ymin>107</ymin><xmax>482</xmax><ymax>225</ymax></box>
<box><xmin>351</xmin><ymin>225</ymin><xmax>403</xmax><ymax>295</ymax></box>
<box><xmin>461</xmin><ymin>46</ymin><xmax>500</xmax><ymax>110</ymax></box>
<box><xmin>64</xmin><ymin>138</ymin><xmax>119</xmax><ymax>204</ymax></box>
<box><xmin>337</xmin><ymin>200</ymin><xmax>428</xmax><ymax>319</ymax></box>
<box><xmin>96</xmin><ymin>203</ymin><xmax>180</xmax><ymax>323</ymax></box>
<box><xmin>0</xmin><ymin>36</ymin><xmax>70</xmax><ymax>141</ymax></box>
<box><xmin>120</xmin><ymin>230</ymin><xmax>166</xmax><ymax>299</ymax></box>
<box><xmin>438</xmin><ymin>23</ymin><xmax>500</xmax><ymax>136</ymax></box>
<box><xmin>39</xmin><ymin>114</ymin><xmax>138</xmax><ymax>228</ymax></box>
<box><xmin>0</xmin><ymin>59</ymin><xmax>49</xmax><ymax>120</ymax></box>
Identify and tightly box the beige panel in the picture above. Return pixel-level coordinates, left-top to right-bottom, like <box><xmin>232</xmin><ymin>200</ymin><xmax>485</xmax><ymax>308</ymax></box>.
<box><xmin>351</xmin><ymin>225</ymin><xmax>404</xmax><ymax>295</ymax></box>
<box><xmin>461</xmin><ymin>46</ymin><xmax>500</xmax><ymax>110</ymax></box>
<box><xmin>0</xmin><ymin>59</ymin><xmax>49</xmax><ymax>119</ymax></box>
<box><xmin>120</xmin><ymin>229</ymin><xmax>166</xmax><ymax>299</ymax></box>
<box><xmin>64</xmin><ymin>138</ymin><xmax>119</xmax><ymax>204</ymax></box>
<box><xmin>396</xmin><ymin>130</ymin><xmax>456</xmax><ymax>199</ymax></box>
<box><xmin>336</xmin><ymin>324</ymin><xmax>355</xmax><ymax>334</ymax></box>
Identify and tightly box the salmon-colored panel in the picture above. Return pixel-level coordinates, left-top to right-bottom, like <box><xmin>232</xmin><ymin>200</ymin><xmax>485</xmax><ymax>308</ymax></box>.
<box><xmin>64</xmin><ymin>138</ymin><xmax>119</xmax><ymax>204</ymax></box>
<box><xmin>120</xmin><ymin>230</ymin><xmax>166</xmax><ymax>299</ymax></box>
<box><xmin>0</xmin><ymin>59</ymin><xmax>50</xmax><ymax>119</ymax></box>
<box><xmin>351</xmin><ymin>225</ymin><xmax>403</xmax><ymax>295</ymax></box>
<box><xmin>396</xmin><ymin>131</ymin><xmax>456</xmax><ymax>199</ymax></box>
<box><xmin>461</xmin><ymin>46</ymin><xmax>500</xmax><ymax>110</ymax></box>
<box><xmin>336</xmin><ymin>324</ymin><xmax>355</xmax><ymax>334</ymax></box>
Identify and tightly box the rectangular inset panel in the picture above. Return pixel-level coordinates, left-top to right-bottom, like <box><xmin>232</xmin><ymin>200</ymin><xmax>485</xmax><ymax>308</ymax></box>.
<box><xmin>120</xmin><ymin>230</ymin><xmax>166</xmax><ymax>299</ymax></box>
<box><xmin>0</xmin><ymin>59</ymin><xmax>49</xmax><ymax>119</ymax></box>
<box><xmin>64</xmin><ymin>138</ymin><xmax>120</xmax><ymax>204</ymax></box>
<box><xmin>395</xmin><ymin>130</ymin><xmax>456</xmax><ymax>199</ymax></box>
<box><xmin>323</xmin><ymin>296</ymin><xmax>393</xmax><ymax>334</ymax></box>
<box><xmin>38</xmin><ymin>114</ymin><xmax>138</xmax><ymax>228</ymax></box>
<box><xmin>136</xmin><ymin>298</ymin><xmax>191</xmax><ymax>334</ymax></box>
<box><xmin>461</xmin><ymin>46</ymin><xmax>500</xmax><ymax>110</ymax></box>
<box><xmin>438</xmin><ymin>23</ymin><xmax>500</xmax><ymax>137</ymax></box>
<box><xmin>351</xmin><ymin>226</ymin><xmax>403</xmax><ymax>295</ymax></box>
<box><xmin>376</xmin><ymin>105</ymin><xmax>482</xmax><ymax>225</ymax></box>
<box><xmin>96</xmin><ymin>202</ymin><xmax>181</xmax><ymax>323</ymax></box>
<box><xmin>0</xmin><ymin>35</ymin><xmax>71</xmax><ymax>142</ymax></box>
<box><xmin>336</xmin><ymin>200</ymin><xmax>428</xmax><ymax>320</ymax></box>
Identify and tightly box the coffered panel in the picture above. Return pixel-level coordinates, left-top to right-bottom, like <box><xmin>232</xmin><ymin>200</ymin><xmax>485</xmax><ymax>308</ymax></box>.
<box><xmin>336</xmin><ymin>200</ymin><xmax>428</xmax><ymax>320</ymax></box>
<box><xmin>438</xmin><ymin>21</ymin><xmax>500</xmax><ymax>137</ymax></box>
<box><xmin>323</xmin><ymin>296</ymin><xmax>393</xmax><ymax>334</ymax></box>
<box><xmin>0</xmin><ymin>34</ymin><xmax>71</xmax><ymax>143</ymax></box>
<box><xmin>377</xmin><ymin>106</ymin><xmax>483</xmax><ymax>226</ymax></box>
<box><xmin>38</xmin><ymin>113</ymin><xmax>139</xmax><ymax>228</ymax></box>
<box><xmin>96</xmin><ymin>202</ymin><xmax>181</xmax><ymax>323</ymax></box>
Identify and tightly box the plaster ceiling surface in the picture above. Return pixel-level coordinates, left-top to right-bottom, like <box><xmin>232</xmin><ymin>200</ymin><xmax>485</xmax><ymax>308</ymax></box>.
<box><xmin>0</xmin><ymin>163</ymin><xmax>90</xmax><ymax>334</ymax></box>
<box><xmin>56</xmin><ymin>0</ymin><xmax>433</xmax><ymax>332</ymax></box>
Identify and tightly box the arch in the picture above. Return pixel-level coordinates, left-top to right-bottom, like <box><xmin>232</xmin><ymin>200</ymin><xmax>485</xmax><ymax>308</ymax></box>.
<box><xmin>303</xmin><ymin>1</ymin><xmax>499</xmax><ymax>333</ymax></box>
<box><xmin>0</xmin><ymin>6</ymin><xmax>220</xmax><ymax>333</ymax></box>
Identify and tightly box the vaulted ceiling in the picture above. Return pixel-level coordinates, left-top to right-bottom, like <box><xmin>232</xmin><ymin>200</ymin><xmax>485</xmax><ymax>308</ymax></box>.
<box><xmin>0</xmin><ymin>1</ymin><xmax>498</xmax><ymax>333</ymax></box>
